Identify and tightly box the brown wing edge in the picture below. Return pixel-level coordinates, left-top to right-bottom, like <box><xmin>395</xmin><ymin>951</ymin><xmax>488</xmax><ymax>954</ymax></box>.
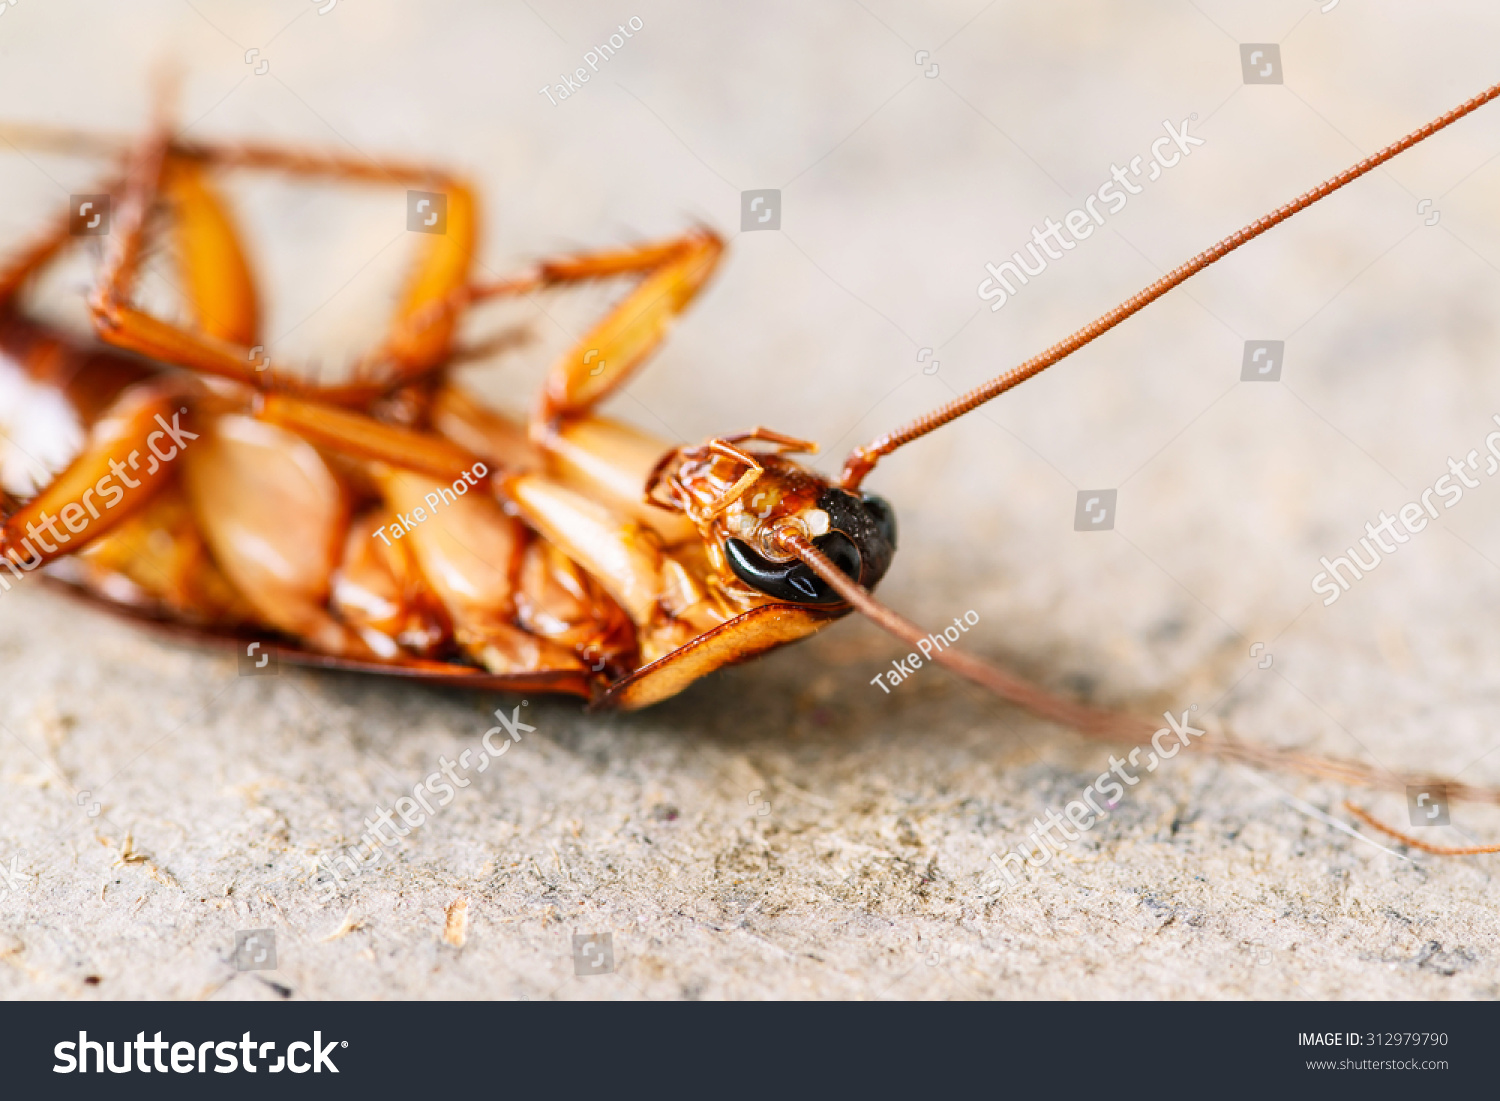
<box><xmin>40</xmin><ymin>576</ymin><xmax>845</xmax><ymax>707</ymax></box>
<box><xmin>593</xmin><ymin>602</ymin><xmax>848</xmax><ymax>711</ymax></box>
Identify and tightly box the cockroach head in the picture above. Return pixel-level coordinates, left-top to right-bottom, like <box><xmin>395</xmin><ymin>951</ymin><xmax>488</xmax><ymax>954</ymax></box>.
<box><xmin>646</xmin><ymin>430</ymin><xmax>897</xmax><ymax>605</ymax></box>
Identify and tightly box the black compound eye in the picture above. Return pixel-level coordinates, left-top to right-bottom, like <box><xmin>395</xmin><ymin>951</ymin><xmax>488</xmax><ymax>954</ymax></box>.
<box><xmin>861</xmin><ymin>493</ymin><xmax>897</xmax><ymax>550</ymax></box>
<box><xmin>816</xmin><ymin>531</ymin><xmax>862</xmax><ymax>586</ymax></box>
<box><xmin>725</xmin><ymin>533</ymin><xmax>861</xmax><ymax>605</ymax></box>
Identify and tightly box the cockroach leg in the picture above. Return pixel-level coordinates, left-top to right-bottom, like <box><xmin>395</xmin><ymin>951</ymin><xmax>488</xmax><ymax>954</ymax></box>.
<box><xmin>720</xmin><ymin>428</ymin><xmax>818</xmax><ymax>455</ymax></box>
<box><xmin>428</xmin><ymin>382</ymin><xmax>544</xmax><ymax>475</ymax></box>
<box><xmin>71</xmin><ymin>119</ymin><xmax>473</xmax><ymax>404</ymax></box>
<box><xmin>530</xmin><ymin>228</ymin><xmax>724</xmax><ymax>435</ymax></box>
<box><xmin>1</xmin><ymin>377</ymin><xmax>198</xmax><ymax>572</ymax></box>
<box><xmin>256</xmin><ymin>393</ymin><xmax>484</xmax><ymax>485</ymax></box>
<box><xmin>680</xmin><ymin>431</ymin><xmax>825</xmax><ymax>523</ymax></box>
<box><xmin>694</xmin><ymin>441</ymin><xmax>764</xmax><ymax>522</ymax></box>
<box><xmin>167</xmin><ymin>138</ymin><xmax>458</xmax><ymax>187</ymax></box>
<box><xmin>0</xmin><ymin>200</ymin><xmax>89</xmax><ymax>311</ymax></box>
<box><xmin>0</xmin><ymin>120</ymin><xmax>135</xmax><ymax>161</ymax></box>
<box><xmin>373</xmin><ymin>181</ymin><xmax>477</xmax><ymax>386</ymax></box>
<box><xmin>0</xmin><ymin>119</ymin><xmax>467</xmax><ymax>184</ymax></box>
<box><xmin>87</xmin><ymin>123</ymin><xmax>169</xmax><ymax>331</ymax></box>
<box><xmin>161</xmin><ymin>158</ymin><xmax>259</xmax><ymax>347</ymax></box>
<box><xmin>441</xmin><ymin>326</ymin><xmax>533</xmax><ymax>368</ymax></box>
<box><xmin>79</xmin><ymin>129</ymin><xmax>301</xmax><ymax>395</ymax></box>
<box><xmin>370</xmin><ymin>230</ymin><xmax>726</xmax><ymax>444</ymax></box>
<box><xmin>349</xmin><ymin>227</ymin><xmax>726</xmax><ymax>406</ymax></box>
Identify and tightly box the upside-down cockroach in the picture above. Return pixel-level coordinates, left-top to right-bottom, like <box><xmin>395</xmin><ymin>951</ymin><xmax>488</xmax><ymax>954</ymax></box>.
<box><xmin>4</xmin><ymin>80</ymin><xmax>1500</xmax><ymax>849</ymax></box>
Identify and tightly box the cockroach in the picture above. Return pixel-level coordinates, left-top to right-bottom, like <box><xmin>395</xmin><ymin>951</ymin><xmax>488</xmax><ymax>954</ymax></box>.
<box><xmin>4</xmin><ymin>82</ymin><xmax>1500</xmax><ymax>851</ymax></box>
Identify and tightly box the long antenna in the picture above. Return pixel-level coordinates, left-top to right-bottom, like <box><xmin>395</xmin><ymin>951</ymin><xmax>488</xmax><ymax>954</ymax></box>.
<box><xmin>839</xmin><ymin>77</ymin><xmax>1500</xmax><ymax>491</ymax></box>
<box><xmin>779</xmin><ymin>530</ymin><xmax>1500</xmax><ymax>820</ymax></box>
<box><xmin>778</xmin><ymin>530</ymin><xmax>1151</xmax><ymax>742</ymax></box>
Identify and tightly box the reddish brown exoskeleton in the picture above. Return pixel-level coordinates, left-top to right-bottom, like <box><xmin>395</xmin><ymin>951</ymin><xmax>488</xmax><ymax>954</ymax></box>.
<box><xmin>0</xmin><ymin>114</ymin><xmax>889</xmax><ymax>711</ymax></box>
<box><xmin>3</xmin><ymin>83</ymin><xmax>1500</xmax><ymax>848</ymax></box>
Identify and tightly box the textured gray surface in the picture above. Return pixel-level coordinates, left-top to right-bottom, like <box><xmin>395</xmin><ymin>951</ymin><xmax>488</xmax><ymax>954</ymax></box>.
<box><xmin>3</xmin><ymin>0</ymin><xmax>1500</xmax><ymax>1000</ymax></box>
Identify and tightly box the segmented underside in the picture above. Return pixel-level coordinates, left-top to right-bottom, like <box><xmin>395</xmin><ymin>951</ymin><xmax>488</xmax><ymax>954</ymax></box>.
<box><xmin>0</xmin><ymin>320</ymin><xmax>799</xmax><ymax>701</ymax></box>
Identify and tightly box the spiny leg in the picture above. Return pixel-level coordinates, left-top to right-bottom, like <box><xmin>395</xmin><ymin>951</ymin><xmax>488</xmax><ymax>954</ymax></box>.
<box><xmin>321</xmin><ymin>229</ymin><xmax>727</xmax><ymax>468</ymax></box>
<box><xmin>161</xmin><ymin>157</ymin><xmax>259</xmax><ymax>347</ymax></box>
<box><xmin>79</xmin><ymin>127</ymin><xmax>287</xmax><ymax>390</ymax></box>
<box><xmin>524</xmin><ymin>228</ymin><xmax>724</xmax><ymax>436</ymax></box>
<box><xmin>0</xmin><ymin>120</ymin><xmax>133</xmax><ymax>161</ymax></box>
<box><xmin>77</xmin><ymin>125</ymin><xmax>475</xmax><ymax>404</ymax></box>
<box><xmin>0</xmin><ymin>120</ymin><xmax>461</xmax><ymax>186</ymax></box>
<box><xmin>27</xmin><ymin>119</ymin><xmax>718</xmax><ymax>410</ymax></box>
<box><xmin>350</xmin><ymin>227</ymin><xmax>725</xmax><ymax>415</ymax></box>
<box><xmin>0</xmin><ymin>204</ymin><xmax>82</xmax><ymax>312</ymax></box>
<box><xmin>152</xmin><ymin>136</ymin><xmax>480</xmax><ymax>395</ymax></box>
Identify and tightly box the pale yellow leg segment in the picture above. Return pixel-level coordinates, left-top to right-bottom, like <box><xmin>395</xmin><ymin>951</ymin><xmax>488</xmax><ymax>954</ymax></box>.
<box><xmin>81</xmin><ymin>125</ymin><xmax>475</xmax><ymax>403</ymax></box>
<box><xmin>382</xmin><ymin>183</ymin><xmax>477</xmax><ymax>378</ymax></box>
<box><xmin>531</xmin><ymin>228</ymin><xmax>723</xmax><ymax>431</ymax></box>
<box><xmin>163</xmin><ymin>158</ymin><xmax>260</xmax><ymax>347</ymax></box>
<box><xmin>0</xmin><ymin>377</ymin><xmax>197</xmax><ymax>571</ymax></box>
<box><xmin>545</xmin><ymin>416</ymin><xmax>696</xmax><ymax>545</ymax></box>
<box><xmin>429</xmin><ymin>382</ymin><xmax>543</xmax><ymax>475</ymax></box>
<box><xmin>257</xmin><ymin>393</ymin><xmax>483</xmax><ymax>484</ymax></box>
